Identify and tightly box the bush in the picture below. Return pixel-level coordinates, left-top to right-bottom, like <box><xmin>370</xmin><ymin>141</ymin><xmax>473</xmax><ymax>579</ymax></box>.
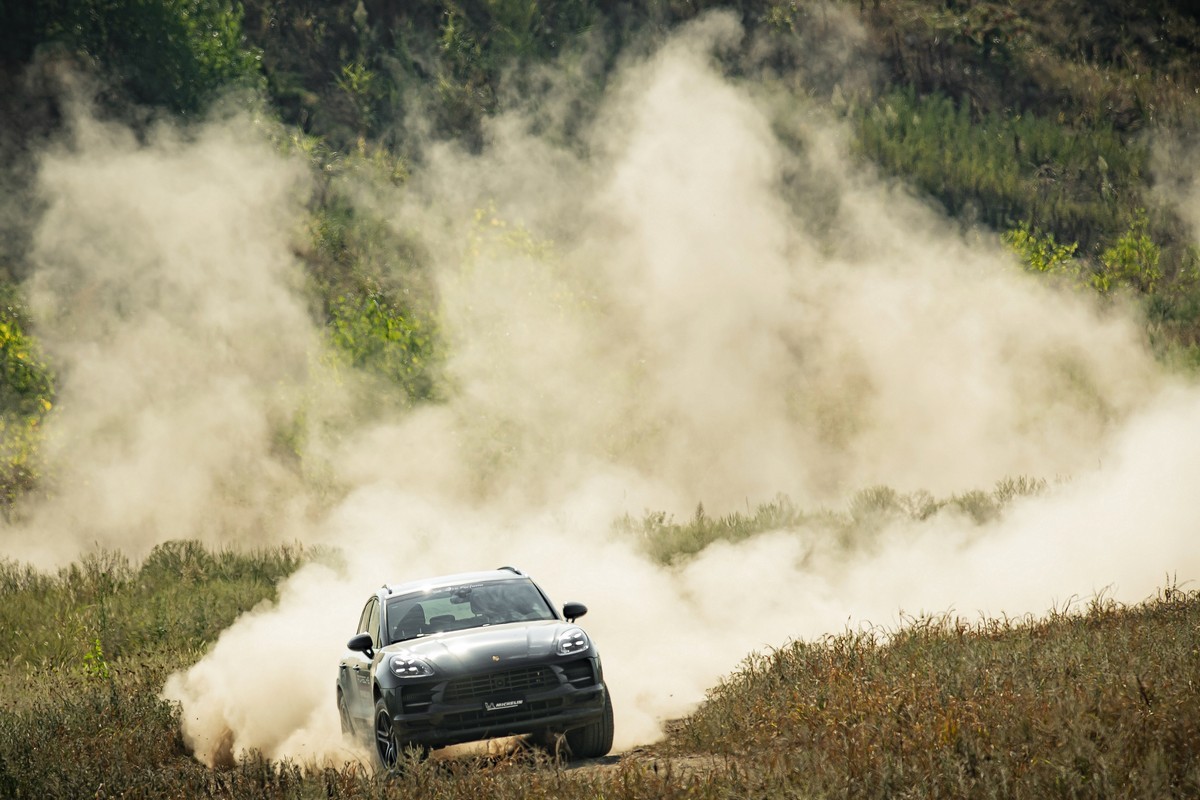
<box><xmin>1003</xmin><ymin>222</ymin><xmax>1079</xmax><ymax>277</ymax></box>
<box><xmin>328</xmin><ymin>290</ymin><xmax>440</xmax><ymax>403</ymax></box>
<box><xmin>0</xmin><ymin>296</ymin><xmax>53</xmax><ymax>512</ymax></box>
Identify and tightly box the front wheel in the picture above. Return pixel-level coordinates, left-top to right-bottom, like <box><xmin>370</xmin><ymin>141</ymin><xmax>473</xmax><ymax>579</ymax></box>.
<box><xmin>565</xmin><ymin>688</ymin><xmax>614</xmax><ymax>759</ymax></box>
<box><xmin>373</xmin><ymin>698</ymin><xmax>400</xmax><ymax>772</ymax></box>
<box><xmin>372</xmin><ymin>698</ymin><xmax>427</xmax><ymax>773</ymax></box>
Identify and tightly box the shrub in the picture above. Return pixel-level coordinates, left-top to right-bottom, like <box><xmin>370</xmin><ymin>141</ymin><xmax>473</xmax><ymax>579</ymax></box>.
<box><xmin>0</xmin><ymin>297</ymin><xmax>53</xmax><ymax>512</ymax></box>
<box><xmin>1003</xmin><ymin>222</ymin><xmax>1079</xmax><ymax>277</ymax></box>
<box><xmin>1096</xmin><ymin>210</ymin><xmax>1163</xmax><ymax>294</ymax></box>
<box><xmin>328</xmin><ymin>290</ymin><xmax>440</xmax><ymax>403</ymax></box>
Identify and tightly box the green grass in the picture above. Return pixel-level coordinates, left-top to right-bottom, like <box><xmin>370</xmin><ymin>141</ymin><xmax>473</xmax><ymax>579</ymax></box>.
<box><xmin>854</xmin><ymin>87</ymin><xmax>1145</xmax><ymax>255</ymax></box>
<box><xmin>0</xmin><ymin>540</ymin><xmax>306</xmax><ymax>670</ymax></box>
<box><xmin>620</xmin><ymin>478</ymin><xmax>1048</xmax><ymax>565</ymax></box>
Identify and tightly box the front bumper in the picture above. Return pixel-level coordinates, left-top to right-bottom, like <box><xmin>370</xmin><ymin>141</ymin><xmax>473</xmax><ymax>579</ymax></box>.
<box><xmin>381</xmin><ymin>656</ymin><xmax>607</xmax><ymax>748</ymax></box>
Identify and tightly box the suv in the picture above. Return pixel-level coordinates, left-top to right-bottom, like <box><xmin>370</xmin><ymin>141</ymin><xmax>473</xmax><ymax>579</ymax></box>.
<box><xmin>337</xmin><ymin>567</ymin><xmax>613</xmax><ymax>768</ymax></box>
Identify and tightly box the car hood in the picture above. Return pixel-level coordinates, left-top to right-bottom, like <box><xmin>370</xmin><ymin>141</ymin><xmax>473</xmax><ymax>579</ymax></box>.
<box><xmin>384</xmin><ymin>621</ymin><xmax>578</xmax><ymax>673</ymax></box>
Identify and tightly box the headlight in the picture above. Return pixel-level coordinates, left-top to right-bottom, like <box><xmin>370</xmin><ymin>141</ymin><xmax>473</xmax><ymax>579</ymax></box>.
<box><xmin>389</xmin><ymin>653</ymin><xmax>434</xmax><ymax>679</ymax></box>
<box><xmin>556</xmin><ymin>627</ymin><xmax>589</xmax><ymax>656</ymax></box>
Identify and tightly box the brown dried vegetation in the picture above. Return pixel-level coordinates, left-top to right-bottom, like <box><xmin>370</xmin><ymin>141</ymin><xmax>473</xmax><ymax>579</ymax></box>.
<box><xmin>2</xmin><ymin>544</ymin><xmax>1197</xmax><ymax>798</ymax></box>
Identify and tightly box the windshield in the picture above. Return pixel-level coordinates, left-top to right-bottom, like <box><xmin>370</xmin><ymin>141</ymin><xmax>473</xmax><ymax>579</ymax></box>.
<box><xmin>384</xmin><ymin>578</ymin><xmax>556</xmax><ymax>644</ymax></box>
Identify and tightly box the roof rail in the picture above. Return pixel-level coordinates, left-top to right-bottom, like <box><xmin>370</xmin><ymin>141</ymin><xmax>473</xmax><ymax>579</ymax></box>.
<box><xmin>497</xmin><ymin>565</ymin><xmax>524</xmax><ymax>575</ymax></box>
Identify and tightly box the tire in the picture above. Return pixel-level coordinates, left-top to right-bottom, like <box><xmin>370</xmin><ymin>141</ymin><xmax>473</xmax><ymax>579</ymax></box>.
<box><xmin>564</xmin><ymin>688</ymin><xmax>614</xmax><ymax>759</ymax></box>
<box><xmin>373</xmin><ymin>697</ymin><xmax>400</xmax><ymax>772</ymax></box>
<box><xmin>372</xmin><ymin>697</ymin><xmax>428</xmax><ymax>773</ymax></box>
<box><xmin>337</xmin><ymin>691</ymin><xmax>354</xmax><ymax>738</ymax></box>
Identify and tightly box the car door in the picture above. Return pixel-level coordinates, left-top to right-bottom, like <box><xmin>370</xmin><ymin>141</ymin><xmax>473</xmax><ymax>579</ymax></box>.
<box><xmin>341</xmin><ymin>597</ymin><xmax>378</xmax><ymax>728</ymax></box>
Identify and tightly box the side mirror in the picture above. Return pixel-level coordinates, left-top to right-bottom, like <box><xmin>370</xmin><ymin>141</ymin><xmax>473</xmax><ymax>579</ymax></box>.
<box><xmin>562</xmin><ymin>602</ymin><xmax>588</xmax><ymax>622</ymax></box>
<box><xmin>347</xmin><ymin>632</ymin><xmax>375</xmax><ymax>657</ymax></box>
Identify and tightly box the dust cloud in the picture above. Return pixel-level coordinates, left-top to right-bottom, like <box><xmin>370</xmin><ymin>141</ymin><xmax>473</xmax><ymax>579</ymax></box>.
<box><xmin>6</xmin><ymin>10</ymin><xmax>1198</xmax><ymax>767</ymax></box>
<box><xmin>11</xmin><ymin>88</ymin><xmax>320</xmax><ymax>565</ymax></box>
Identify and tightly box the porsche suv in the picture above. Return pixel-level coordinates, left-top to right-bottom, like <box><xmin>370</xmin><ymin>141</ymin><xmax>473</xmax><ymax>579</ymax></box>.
<box><xmin>337</xmin><ymin>567</ymin><xmax>613</xmax><ymax>769</ymax></box>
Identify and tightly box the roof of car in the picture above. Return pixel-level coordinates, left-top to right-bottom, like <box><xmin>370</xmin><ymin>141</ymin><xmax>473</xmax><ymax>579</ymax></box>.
<box><xmin>380</xmin><ymin>566</ymin><xmax>527</xmax><ymax>597</ymax></box>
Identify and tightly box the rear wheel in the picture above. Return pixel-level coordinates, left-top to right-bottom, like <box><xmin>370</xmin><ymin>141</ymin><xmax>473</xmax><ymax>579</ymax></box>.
<box><xmin>565</xmin><ymin>688</ymin><xmax>614</xmax><ymax>759</ymax></box>
<box><xmin>337</xmin><ymin>691</ymin><xmax>354</xmax><ymax>738</ymax></box>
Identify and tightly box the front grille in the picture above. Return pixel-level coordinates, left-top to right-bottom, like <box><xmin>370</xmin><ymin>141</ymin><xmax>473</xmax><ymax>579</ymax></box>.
<box><xmin>443</xmin><ymin>666</ymin><xmax>556</xmax><ymax>703</ymax></box>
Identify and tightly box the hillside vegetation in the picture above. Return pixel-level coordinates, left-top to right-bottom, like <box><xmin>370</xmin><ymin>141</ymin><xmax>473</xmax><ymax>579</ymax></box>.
<box><xmin>1</xmin><ymin>0</ymin><xmax>1199</xmax><ymax>505</ymax></box>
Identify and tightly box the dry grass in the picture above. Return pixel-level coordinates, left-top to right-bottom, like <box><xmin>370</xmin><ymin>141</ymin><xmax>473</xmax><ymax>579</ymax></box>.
<box><xmin>1</xmin><ymin>542</ymin><xmax>1197</xmax><ymax>797</ymax></box>
<box><xmin>674</xmin><ymin>585</ymin><xmax>1200</xmax><ymax>798</ymax></box>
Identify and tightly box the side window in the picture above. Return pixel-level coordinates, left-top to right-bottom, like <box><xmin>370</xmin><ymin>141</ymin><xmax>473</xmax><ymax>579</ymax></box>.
<box><xmin>357</xmin><ymin>599</ymin><xmax>375</xmax><ymax>636</ymax></box>
<box><xmin>367</xmin><ymin>599</ymin><xmax>381</xmax><ymax>648</ymax></box>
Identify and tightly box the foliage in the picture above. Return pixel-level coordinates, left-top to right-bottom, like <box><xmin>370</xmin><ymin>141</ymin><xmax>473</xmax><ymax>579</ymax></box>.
<box><xmin>615</xmin><ymin>496</ymin><xmax>808</xmax><ymax>565</ymax></box>
<box><xmin>858</xmin><ymin>0</ymin><xmax>1200</xmax><ymax>131</ymax></box>
<box><xmin>328</xmin><ymin>290</ymin><xmax>441</xmax><ymax>403</ymax></box>
<box><xmin>1097</xmin><ymin>211</ymin><xmax>1163</xmax><ymax>295</ymax></box>
<box><xmin>4</xmin><ymin>0</ymin><xmax>262</xmax><ymax>113</ymax></box>
<box><xmin>0</xmin><ymin>296</ymin><xmax>53</xmax><ymax>513</ymax></box>
<box><xmin>405</xmin><ymin>0</ymin><xmax>602</xmax><ymax>147</ymax></box>
<box><xmin>298</xmin><ymin>141</ymin><xmax>442</xmax><ymax>405</ymax></box>
<box><xmin>0</xmin><ymin>661</ymin><xmax>202</xmax><ymax>798</ymax></box>
<box><xmin>0</xmin><ymin>542</ymin><xmax>311</xmax><ymax>795</ymax></box>
<box><xmin>5</xmin><ymin>0</ymin><xmax>1200</xmax><ymax>414</ymax></box>
<box><xmin>335</xmin><ymin>59</ymin><xmax>379</xmax><ymax>138</ymax></box>
<box><xmin>81</xmin><ymin>637</ymin><xmax>111</xmax><ymax>681</ymax></box>
<box><xmin>0</xmin><ymin>304</ymin><xmax>53</xmax><ymax>420</ymax></box>
<box><xmin>845</xmin><ymin>0</ymin><xmax>1200</xmax><ymax>333</ymax></box>
<box><xmin>1003</xmin><ymin>223</ymin><xmax>1079</xmax><ymax>277</ymax></box>
<box><xmin>855</xmin><ymin>88</ymin><xmax>1146</xmax><ymax>256</ymax></box>
<box><xmin>1005</xmin><ymin>211</ymin><xmax>1169</xmax><ymax>296</ymax></box>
